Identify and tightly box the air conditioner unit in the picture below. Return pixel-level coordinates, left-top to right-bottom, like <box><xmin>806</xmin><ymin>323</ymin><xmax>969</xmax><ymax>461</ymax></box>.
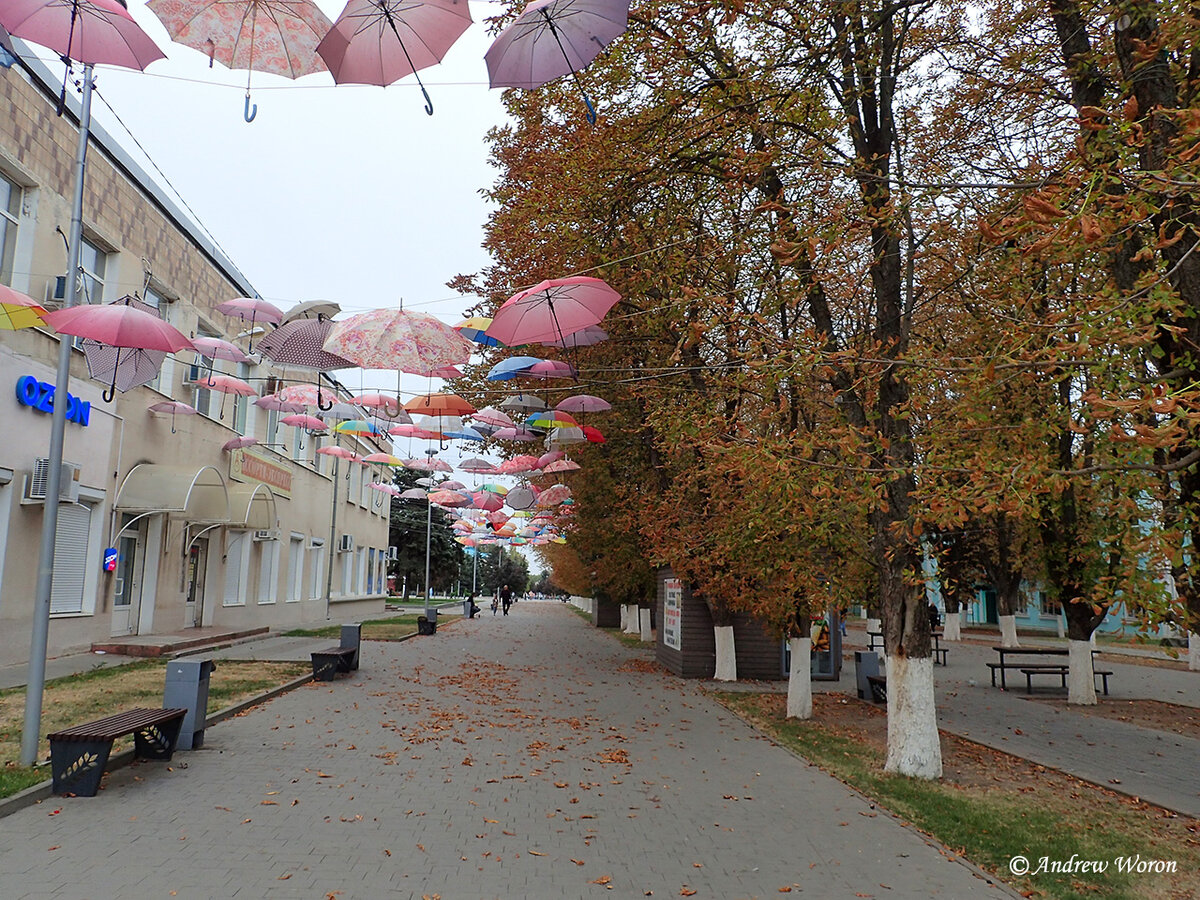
<box><xmin>43</xmin><ymin>275</ymin><xmax>67</xmax><ymax>306</ymax></box>
<box><xmin>252</xmin><ymin>529</ymin><xmax>280</xmax><ymax>542</ymax></box>
<box><xmin>386</xmin><ymin>546</ymin><xmax>398</xmax><ymax>561</ymax></box>
<box><xmin>338</xmin><ymin>534</ymin><xmax>355</xmax><ymax>553</ymax></box>
<box><xmin>23</xmin><ymin>458</ymin><xmax>81</xmax><ymax>504</ymax></box>
<box><xmin>308</xmin><ymin>537</ymin><xmax>325</xmax><ymax>549</ymax></box>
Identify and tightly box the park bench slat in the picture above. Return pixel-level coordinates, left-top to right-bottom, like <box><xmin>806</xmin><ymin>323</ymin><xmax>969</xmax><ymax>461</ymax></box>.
<box><xmin>48</xmin><ymin>707</ymin><xmax>187</xmax><ymax>741</ymax></box>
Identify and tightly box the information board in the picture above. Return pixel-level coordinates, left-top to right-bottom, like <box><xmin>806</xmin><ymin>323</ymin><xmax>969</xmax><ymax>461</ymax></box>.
<box><xmin>663</xmin><ymin>579</ymin><xmax>682</xmax><ymax>650</ymax></box>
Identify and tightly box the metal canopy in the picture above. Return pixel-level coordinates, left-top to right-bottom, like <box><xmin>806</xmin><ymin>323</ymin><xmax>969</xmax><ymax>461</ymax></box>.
<box><xmin>228</xmin><ymin>482</ymin><xmax>277</xmax><ymax>530</ymax></box>
<box><xmin>114</xmin><ymin>464</ymin><xmax>230</xmax><ymax>523</ymax></box>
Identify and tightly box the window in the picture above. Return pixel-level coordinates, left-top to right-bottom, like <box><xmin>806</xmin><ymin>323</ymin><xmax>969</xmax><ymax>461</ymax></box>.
<box><xmin>0</xmin><ymin>172</ymin><xmax>20</xmax><ymax>286</ymax></box>
<box><xmin>309</xmin><ymin>541</ymin><xmax>325</xmax><ymax>600</ymax></box>
<box><xmin>223</xmin><ymin>532</ymin><xmax>248</xmax><ymax>606</ymax></box>
<box><xmin>233</xmin><ymin>362</ymin><xmax>250</xmax><ymax>435</ymax></box>
<box><xmin>50</xmin><ymin>503</ymin><xmax>92</xmax><ymax>614</ymax></box>
<box><xmin>1040</xmin><ymin>592</ymin><xmax>1062</xmax><ymax>616</ymax></box>
<box><xmin>266</xmin><ymin>407</ymin><xmax>280</xmax><ymax>449</ymax></box>
<box><xmin>367</xmin><ymin>547</ymin><xmax>376</xmax><ymax>594</ymax></box>
<box><xmin>77</xmin><ymin>236</ymin><xmax>106</xmax><ymax>304</ymax></box>
<box><xmin>287</xmin><ymin>535</ymin><xmax>304</xmax><ymax>601</ymax></box>
<box><xmin>191</xmin><ymin>325</ymin><xmax>219</xmax><ymax>416</ymax></box>
<box><xmin>258</xmin><ymin>540</ymin><xmax>279</xmax><ymax>603</ymax></box>
<box><xmin>291</xmin><ymin>424</ymin><xmax>304</xmax><ymax>461</ymax></box>
<box><xmin>142</xmin><ymin>286</ymin><xmax>167</xmax><ymax>391</ymax></box>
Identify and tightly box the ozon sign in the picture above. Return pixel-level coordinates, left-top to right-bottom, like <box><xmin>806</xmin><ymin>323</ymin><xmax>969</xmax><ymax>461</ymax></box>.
<box><xmin>15</xmin><ymin>375</ymin><xmax>91</xmax><ymax>426</ymax></box>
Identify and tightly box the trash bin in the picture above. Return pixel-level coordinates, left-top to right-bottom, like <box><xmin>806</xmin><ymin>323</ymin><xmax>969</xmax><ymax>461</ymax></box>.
<box><xmin>854</xmin><ymin>651</ymin><xmax>880</xmax><ymax>701</ymax></box>
<box><xmin>417</xmin><ymin>616</ymin><xmax>436</xmax><ymax>636</ymax></box>
<box><xmin>164</xmin><ymin>658</ymin><xmax>216</xmax><ymax>750</ymax></box>
<box><xmin>463</xmin><ymin>599</ymin><xmax>473</xmax><ymax>618</ymax></box>
<box><xmin>341</xmin><ymin>623</ymin><xmax>361</xmax><ymax>670</ymax></box>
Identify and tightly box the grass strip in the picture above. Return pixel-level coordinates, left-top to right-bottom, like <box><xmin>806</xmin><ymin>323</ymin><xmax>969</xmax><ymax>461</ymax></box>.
<box><xmin>284</xmin><ymin>616</ymin><xmax>420</xmax><ymax>640</ymax></box>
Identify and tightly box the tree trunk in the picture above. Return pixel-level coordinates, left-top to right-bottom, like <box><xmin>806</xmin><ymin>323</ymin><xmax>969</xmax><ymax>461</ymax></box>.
<box><xmin>619</xmin><ymin>604</ymin><xmax>628</xmax><ymax>632</ymax></box>
<box><xmin>1067</xmin><ymin>639</ymin><xmax>1097</xmax><ymax>705</ymax></box>
<box><xmin>943</xmin><ymin>609</ymin><xmax>962</xmax><ymax>641</ymax></box>
<box><xmin>624</xmin><ymin>604</ymin><xmax>639</xmax><ymax>635</ymax></box>
<box><xmin>884</xmin><ymin>655</ymin><xmax>942</xmax><ymax>777</ymax></box>
<box><xmin>998</xmin><ymin>615</ymin><xmax>1020</xmax><ymax>648</ymax></box>
<box><xmin>713</xmin><ymin>626</ymin><xmax>737</xmax><ymax>681</ymax></box>
<box><xmin>786</xmin><ymin>636</ymin><xmax>813</xmax><ymax>719</ymax></box>
<box><xmin>1189</xmin><ymin>632</ymin><xmax>1200</xmax><ymax>671</ymax></box>
<box><xmin>639</xmin><ymin>607</ymin><xmax>652</xmax><ymax>642</ymax></box>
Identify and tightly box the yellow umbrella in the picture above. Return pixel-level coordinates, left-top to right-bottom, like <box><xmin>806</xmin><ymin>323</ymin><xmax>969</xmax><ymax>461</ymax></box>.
<box><xmin>0</xmin><ymin>285</ymin><xmax>49</xmax><ymax>330</ymax></box>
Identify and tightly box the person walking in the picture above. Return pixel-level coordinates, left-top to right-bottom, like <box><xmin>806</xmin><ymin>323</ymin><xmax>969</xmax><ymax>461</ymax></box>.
<box><xmin>501</xmin><ymin>584</ymin><xmax>513</xmax><ymax>616</ymax></box>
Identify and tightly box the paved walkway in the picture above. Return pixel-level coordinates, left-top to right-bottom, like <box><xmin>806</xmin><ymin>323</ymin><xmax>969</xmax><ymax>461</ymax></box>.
<box><xmin>0</xmin><ymin>603</ymin><xmax>1014</xmax><ymax>900</ymax></box>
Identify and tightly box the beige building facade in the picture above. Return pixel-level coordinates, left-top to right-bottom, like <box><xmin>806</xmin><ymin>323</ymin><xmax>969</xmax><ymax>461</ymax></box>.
<box><xmin>0</xmin><ymin>51</ymin><xmax>391</xmax><ymax>670</ymax></box>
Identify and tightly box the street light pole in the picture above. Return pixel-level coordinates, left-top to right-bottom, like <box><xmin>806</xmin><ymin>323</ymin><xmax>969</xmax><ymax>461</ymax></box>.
<box><xmin>22</xmin><ymin>65</ymin><xmax>93</xmax><ymax>767</ymax></box>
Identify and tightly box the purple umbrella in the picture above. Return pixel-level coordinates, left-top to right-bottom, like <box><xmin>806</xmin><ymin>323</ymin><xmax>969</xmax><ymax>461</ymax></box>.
<box><xmin>484</xmin><ymin>0</ymin><xmax>630</xmax><ymax>124</ymax></box>
<box><xmin>317</xmin><ymin>0</ymin><xmax>473</xmax><ymax>115</ymax></box>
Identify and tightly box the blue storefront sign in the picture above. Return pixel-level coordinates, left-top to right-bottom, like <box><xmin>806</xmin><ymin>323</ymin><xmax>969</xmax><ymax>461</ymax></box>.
<box><xmin>15</xmin><ymin>375</ymin><xmax>91</xmax><ymax>426</ymax></box>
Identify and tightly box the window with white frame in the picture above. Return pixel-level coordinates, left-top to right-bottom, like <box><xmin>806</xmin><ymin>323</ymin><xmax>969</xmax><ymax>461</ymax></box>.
<box><xmin>367</xmin><ymin>547</ymin><xmax>376</xmax><ymax>594</ymax></box>
<box><xmin>233</xmin><ymin>361</ymin><xmax>250</xmax><ymax>435</ymax></box>
<box><xmin>77</xmin><ymin>236</ymin><xmax>106</xmax><ymax>304</ymax></box>
<box><xmin>0</xmin><ymin>172</ymin><xmax>21</xmax><ymax>286</ymax></box>
<box><xmin>223</xmin><ymin>532</ymin><xmax>249</xmax><ymax>606</ymax></box>
<box><xmin>142</xmin><ymin>285</ymin><xmax>167</xmax><ymax>391</ymax></box>
<box><xmin>258</xmin><ymin>539</ymin><xmax>279</xmax><ymax>603</ymax></box>
<box><xmin>287</xmin><ymin>534</ymin><xmax>304</xmax><ymax>601</ymax></box>
<box><xmin>191</xmin><ymin>324</ymin><xmax>219</xmax><ymax>416</ymax></box>
<box><xmin>309</xmin><ymin>540</ymin><xmax>325</xmax><ymax>600</ymax></box>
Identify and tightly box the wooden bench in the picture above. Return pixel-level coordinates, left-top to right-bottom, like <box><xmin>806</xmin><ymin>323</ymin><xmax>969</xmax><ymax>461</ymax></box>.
<box><xmin>48</xmin><ymin>707</ymin><xmax>187</xmax><ymax>797</ymax></box>
<box><xmin>1020</xmin><ymin>666</ymin><xmax>1113</xmax><ymax>695</ymax></box>
<box><xmin>866</xmin><ymin>674</ymin><xmax>888</xmax><ymax>704</ymax></box>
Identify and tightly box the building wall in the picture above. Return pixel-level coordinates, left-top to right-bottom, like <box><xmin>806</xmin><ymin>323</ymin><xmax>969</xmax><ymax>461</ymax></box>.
<box><xmin>0</xmin><ymin>55</ymin><xmax>391</xmax><ymax>670</ymax></box>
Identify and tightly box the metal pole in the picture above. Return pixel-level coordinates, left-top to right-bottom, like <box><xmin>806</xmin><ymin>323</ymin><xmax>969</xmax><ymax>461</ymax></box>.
<box><xmin>472</xmin><ymin>548</ymin><xmax>478</xmax><ymax>595</ymax></box>
<box><xmin>22</xmin><ymin>65</ymin><xmax>93</xmax><ymax>766</ymax></box>
<box><xmin>324</xmin><ymin>455</ymin><xmax>340</xmax><ymax>620</ymax></box>
<box><xmin>423</xmin><ymin>495</ymin><xmax>432</xmax><ymax>619</ymax></box>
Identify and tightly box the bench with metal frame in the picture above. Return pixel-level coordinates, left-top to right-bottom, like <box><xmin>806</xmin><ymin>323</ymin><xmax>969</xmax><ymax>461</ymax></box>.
<box><xmin>47</xmin><ymin>707</ymin><xmax>187</xmax><ymax>797</ymax></box>
<box><xmin>310</xmin><ymin>624</ymin><xmax>362</xmax><ymax>682</ymax></box>
<box><xmin>1019</xmin><ymin>666</ymin><xmax>1113</xmax><ymax>695</ymax></box>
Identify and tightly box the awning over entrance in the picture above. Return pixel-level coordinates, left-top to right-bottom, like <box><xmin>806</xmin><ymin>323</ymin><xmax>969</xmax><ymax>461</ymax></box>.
<box><xmin>114</xmin><ymin>464</ymin><xmax>230</xmax><ymax>522</ymax></box>
<box><xmin>228</xmin><ymin>482</ymin><xmax>277</xmax><ymax>530</ymax></box>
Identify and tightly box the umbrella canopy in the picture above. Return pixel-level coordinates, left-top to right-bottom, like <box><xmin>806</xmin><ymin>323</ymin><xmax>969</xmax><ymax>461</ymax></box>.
<box><xmin>498</xmin><ymin>454</ymin><xmax>540</xmax><ymax>474</ymax></box>
<box><xmin>454</xmin><ymin>316</ymin><xmax>504</xmax><ymax>347</ymax></box>
<box><xmin>541</xmin><ymin>323</ymin><xmax>607</xmax><ymax>347</ymax></box>
<box><xmin>428</xmin><ymin>489</ymin><xmax>469</xmax><ymax>507</ymax></box>
<box><xmin>82</xmin><ymin>340</ymin><xmax>165</xmax><ymax>397</ymax></box>
<box><xmin>222</xmin><ymin>436</ymin><xmax>259</xmax><ymax>451</ymax></box>
<box><xmin>371</xmin><ymin>482</ymin><xmax>401</xmax><ymax>497</ymax></box>
<box><xmin>0</xmin><ymin>284</ymin><xmax>48</xmax><ymax>330</ymax></box>
<box><xmin>362</xmin><ymin>452</ymin><xmax>405</xmax><ymax>466</ymax></box>
<box><xmin>443</xmin><ymin>425</ymin><xmax>484</xmax><ymax>442</ymax></box>
<box><xmin>527</xmin><ymin>359</ymin><xmax>576</xmax><ymax>379</ymax></box>
<box><xmin>459</xmin><ymin>457</ymin><xmax>500</xmax><ymax>474</ymax></box>
<box><xmin>1</xmin><ymin>0</ymin><xmax>166</xmax><ymax>69</ymax></box>
<box><xmin>492</xmin><ymin>426</ymin><xmax>539</xmax><ymax>441</ymax></box>
<box><xmin>316</xmin><ymin>0</ymin><xmax>473</xmax><ymax>115</ymax></box>
<box><xmin>44</xmin><ymin>301</ymin><xmax>193</xmax><ymax>352</ymax></box>
<box><xmin>351</xmin><ymin>392</ymin><xmax>408</xmax><ymax>419</ymax></box>
<box><xmin>542</xmin><ymin>458</ymin><xmax>581</xmax><ymax>473</ymax></box>
<box><xmin>257</xmin><ymin>317</ymin><xmax>356</xmax><ymax>371</ymax></box>
<box><xmin>255</xmin><ymin>393</ymin><xmax>307</xmax><ymax>414</ymax></box>
<box><xmin>488</xmin><ymin>276</ymin><xmax>620</xmax><ymax>346</ymax></box>
<box><xmin>215</xmin><ymin>296</ymin><xmax>284</xmax><ymax>326</ymax></box>
<box><xmin>280</xmin><ymin>413</ymin><xmax>327</xmax><ymax>431</ymax></box>
<box><xmin>147</xmin><ymin>399</ymin><xmax>197</xmax><ymax>433</ymax></box>
<box><xmin>583</xmin><ymin>424</ymin><xmax>606</xmax><ymax>443</ymax></box>
<box><xmin>486</xmin><ymin>355</ymin><xmax>543</xmax><ymax>381</ymax></box>
<box><xmin>404</xmin><ymin>392</ymin><xmax>475</xmax><ymax>417</ymax></box>
<box><xmin>484</xmin><ymin>0</ymin><xmax>630</xmax><ymax>122</ymax></box>
<box><xmin>334</xmin><ymin>419</ymin><xmax>386</xmax><ymax>436</ymax></box>
<box><xmin>276</xmin><ymin>382</ymin><xmax>344</xmax><ymax>412</ymax></box>
<box><xmin>441</xmin><ymin>479</ymin><xmax>467</xmax><ymax>490</ymax></box>
<box><xmin>147</xmin><ymin>0</ymin><xmax>331</xmax><ymax>121</ymax></box>
<box><xmin>556</xmin><ymin>394</ymin><xmax>611</xmax><ymax>413</ymax></box>
<box><xmin>404</xmin><ymin>456</ymin><xmax>453</xmax><ymax>472</ymax></box>
<box><xmin>323</xmin><ymin>307</ymin><xmax>473</xmax><ymax>373</ymax></box>
<box><xmin>479</xmin><ymin>482</ymin><xmax>508</xmax><ymax>495</ymax></box>
<box><xmin>400</xmin><ymin>487</ymin><xmax>427</xmax><ymax>500</ymax></box>
<box><xmin>317</xmin><ymin>445</ymin><xmax>360</xmax><ymax>460</ymax></box>
<box><xmin>505</xmin><ymin>485</ymin><xmax>538</xmax><ymax>510</ymax></box>
<box><xmin>498</xmin><ymin>393</ymin><xmax>548</xmax><ymax>413</ymax></box>
<box><xmin>471</xmin><ymin>491</ymin><xmax>504</xmax><ymax>512</ymax></box>
<box><xmin>192</xmin><ymin>335</ymin><xmax>251</xmax><ymax>363</ymax></box>
<box><xmin>471</xmin><ymin>406</ymin><xmax>514</xmax><ymax>428</ymax></box>
<box><xmin>546</xmin><ymin>425</ymin><xmax>586</xmax><ymax>445</ymax></box>
<box><xmin>280</xmin><ymin>299</ymin><xmax>340</xmax><ymax>324</ymax></box>
<box><xmin>526</xmin><ymin>409</ymin><xmax>579</xmax><ymax>429</ymax></box>
<box><xmin>388</xmin><ymin>423</ymin><xmax>441</xmax><ymax>440</ymax></box>
<box><xmin>195</xmin><ymin>373</ymin><xmax>258</xmax><ymax>396</ymax></box>
<box><xmin>538</xmin><ymin>483</ymin><xmax>572</xmax><ymax>506</ymax></box>
<box><xmin>537</xmin><ymin>450</ymin><xmax>564</xmax><ymax>467</ymax></box>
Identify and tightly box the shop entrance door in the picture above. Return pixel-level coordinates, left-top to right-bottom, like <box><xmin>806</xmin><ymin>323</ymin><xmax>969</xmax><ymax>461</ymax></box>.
<box><xmin>110</xmin><ymin>518</ymin><xmax>146</xmax><ymax>636</ymax></box>
<box><xmin>185</xmin><ymin>537</ymin><xmax>209</xmax><ymax>627</ymax></box>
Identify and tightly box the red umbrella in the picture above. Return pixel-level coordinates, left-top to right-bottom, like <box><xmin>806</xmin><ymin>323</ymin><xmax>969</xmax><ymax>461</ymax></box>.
<box><xmin>488</xmin><ymin>276</ymin><xmax>620</xmax><ymax>347</ymax></box>
<box><xmin>317</xmin><ymin>0</ymin><xmax>473</xmax><ymax>115</ymax></box>
<box><xmin>583</xmin><ymin>425</ymin><xmax>606</xmax><ymax>443</ymax></box>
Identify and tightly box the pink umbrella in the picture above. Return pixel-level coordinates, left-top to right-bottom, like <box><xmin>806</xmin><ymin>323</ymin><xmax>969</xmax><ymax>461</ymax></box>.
<box><xmin>543</xmin><ymin>458</ymin><xmax>581</xmax><ymax>473</ymax></box>
<box><xmin>363</xmin><ymin>452</ymin><xmax>405</xmax><ymax>466</ymax></box>
<box><xmin>556</xmin><ymin>394</ymin><xmax>611</xmax><ymax>413</ymax></box>
<box><xmin>471</xmin><ymin>491</ymin><xmax>504</xmax><ymax>512</ymax></box>
<box><xmin>277</xmin><ymin>382</ymin><xmax>340</xmax><ymax>410</ymax></box>
<box><xmin>147</xmin><ymin>0</ymin><xmax>332</xmax><ymax>122</ymax></box>
<box><xmin>428</xmin><ymin>489</ymin><xmax>470</xmax><ymax>507</ymax></box>
<box><xmin>388</xmin><ymin>423</ymin><xmax>441</xmax><ymax>440</ymax></box>
<box><xmin>526</xmin><ymin>359</ymin><xmax>576</xmax><ymax>379</ymax></box>
<box><xmin>542</xmin><ymin>324</ymin><xmax>608</xmax><ymax>347</ymax></box>
<box><xmin>537</xmin><ymin>484</ymin><xmax>572</xmax><ymax>506</ymax></box>
<box><xmin>194</xmin><ymin>373</ymin><xmax>257</xmax><ymax>396</ymax></box>
<box><xmin>317</xmin><ymin>0</ymin><xmax>473</xmax><ymax>115</ymax></box>
<box><xmin>280</xmin><ymin>414</ymin><xmax>327</xmax><ymax>431</ymax></box>
<box><xmin>148</xmin><ymin>399</ymin><xmax>198</xmax><ymax>434</ymax></box>
<box><xmin>488</xmin><ymin>276</ymin><xmax>620</xmax><ymax>346</ymax></box>
<box><xmin>222</xmin><ymin>436</ymin><xmax>259</xmax><ymax>451</ymax></box>
<box><xmin>214</xmin><ymin>297</ymin><xmax>283</xmax><ymax>348</ymax></box>
<box><xmin>441</xmin><ymin>480</ymin><xmax>467</xmax><ymax>490</ymax></box>
<box><xmin>371</xmin><ymin>482</ymin><xmax>401</xmax><ymax>497</ymax></box>
<box><xmin>491</xmin><ymin>426</ymin><xmax>539</xmax><ymax>442</ymax></box>
<box><xmin>538</xmin><ymin>450</ymin><xmax>564</xmax><ymax>467</ymax></box>
<box><xmin>498</xmin><ymin>454</ymin><xmax>540</xmax><ymax>474</ymax></box>
<box><xmin>192</xmin><ymin>336</ymin><xmax>251</xmax><ymax>363</ymax></box>
<box><xmin>459</xmin><ymin>457</ymin><xmax>500</xmax><ymax>474</ymax></box>
<box><xmin>352</xmin><ymin>392</ymin><xmax>405</xmax><ymax>418</ymax></box>
<box><xmin>255</xmin><ymin>394</ymin><xmax>307</xmax><ymax>414</ymax></box>
<box><xmin>1</xmin><ymin>0</ymin><xmax>165</xmax><ymax>70</ymax></box>
<box><xmin>400</xmin><ymin>487</ymin><xmax>427</xmax><ymax>500</ymax></box>
<box><xmin>484</xmin><ymin>0</ymin><xmax>630</xmax><ymax>124</ymax></box>
<box><xmin>317</xmin><ymin>446</ymin><xmax>359</xmax><ymax>460</ymax></box>
<box><xmin>404</xmin><ymin>456</ymin><xmax>453</xmax><ymax>472</ymax></box>
<box><xmin>323</xmin><ymin>307</ymin><xmax>473</xmax><ymax>374</ymax></box>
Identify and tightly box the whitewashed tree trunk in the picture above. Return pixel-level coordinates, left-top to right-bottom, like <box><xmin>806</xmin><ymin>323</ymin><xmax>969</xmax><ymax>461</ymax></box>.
<box><xmin>1067</xmin><ymin>639</ymin><xmax>1098</xmax><ymax>705</ymax></box>
<box><xmin>998</xmin><ymin>615</ymin><xmax>1019</xmax><ymax>648</ymax></box>
<box><xmin>639</xmin><ymin>608</ymin><xmax>652</xmax><ymax>642</ymax></box>
<box><xmin>883</xmin><ymin>655</ymin><xmax>942</xmax><ymax>778</ymax></box>
<box><xmin>713</xmin><ymin>625</ymin><xmax>737</xmax><ymax>681</ymax></box>
<box><xmin>942</xmin><ymin>611</ymin><xmax>961</xmax><ymax>641</ymax></box>
<box><xmin>786</xmin><ymin>637</ymin><xmax>813</xmax><ymax>719</ymax></box>
<box><xmin>624</xmin><ymin>605</ymin><xmax>639</xmax><ymax>634</ymax></box>
<box><xmin>1189</xmin><ymin>633</ymin><xmax>1199</xmax><ymax>671</ymax></box>
<box><xmin>866</xmin><ymin>617</ymin><xmax>881</xmax><ymax>634</ymax></box>
<box><xmin>619</xmin><ymin>604</ymin><xmax>628</xmax><ymax>631</ymax></box>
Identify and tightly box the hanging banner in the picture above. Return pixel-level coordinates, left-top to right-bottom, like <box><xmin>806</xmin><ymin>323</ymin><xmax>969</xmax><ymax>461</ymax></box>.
<box><xmin>663</xmin><ymin>579</ymin><xmax>682</xmax><ymax>650</ymax></box>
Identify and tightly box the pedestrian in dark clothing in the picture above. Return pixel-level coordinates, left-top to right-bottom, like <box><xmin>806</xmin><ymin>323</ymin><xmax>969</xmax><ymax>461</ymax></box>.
<box><xmin>468</xmin><ymin>594</ymin><xmax>480</xmax><ymax>618</ymax></box>
<box><xmin>501</xmin><ymin>584</ymin><xmax>513</xmax><ymax>616</ymax></box>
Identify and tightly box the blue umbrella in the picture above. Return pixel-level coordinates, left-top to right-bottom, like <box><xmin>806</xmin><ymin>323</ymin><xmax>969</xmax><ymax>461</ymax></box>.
<box><xmin>486</xmin><ymin>356</ymin><xmax>545</xmax><ymax>381</ymax></box>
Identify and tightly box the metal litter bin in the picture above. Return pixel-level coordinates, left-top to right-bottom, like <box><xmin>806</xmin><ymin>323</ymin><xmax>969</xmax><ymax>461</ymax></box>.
<box><xmin>854</xmin><ymin>651</ymin><xmax>880</xmax><ymax>701</ymax></box>
<box><xmin>417</xmin><ymin>616</ymin><xmax>436</xmax><ymax>636</ymax></box>
<box><xmin>164</xmin><ymin>658</ymin><xmax>216</xmax><ymax>749</ymax></box>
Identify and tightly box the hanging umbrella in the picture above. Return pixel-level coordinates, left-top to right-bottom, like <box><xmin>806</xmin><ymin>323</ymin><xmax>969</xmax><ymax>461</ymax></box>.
<box><xmin>371</xmin><ymin>482</ymin><xmax>401</xmax><ymax>497</ymax></box>
<box><xmin>459</xmin><ymin>457</ymin><xmax>499</xmax><ymax>474</ymax></box>
<box><xmin>546</xmin><ymin>425</ymin><xmax>586</xmax><ymax>445</ymax></box>
<box><xmin>0</xmin><ymin>284</ymin><xmax>48</xmax><ymax>330</ymax></box>
<box><xmin>557</xmin><ymin>394</ymin><xmax>611</xmax><ymax>413</ymax></box>
<box><xmin>257</xmin><ymin>316</ymin><xmax>356</xmax><ymax>374</ymax></box>
<box><xmin>192</xmin><ymin>335</ymin><xmax>250</xmax><ymax>364</ymax></box>
<box><xmin>486</xmin><ymin>355</ymin><xmax>544</xmax><ymax>381</ymax></box>
<box><xmin>255</xmin><ymin>393</ymin><xmax>306</xmax><ymax>414</ymax></box>
<box><xmin>400</xmin><ymin>487</ymin><xmax>427</xmax><ymax>500</ymax></box>
<box><xmin>498</xmin><ymin>455</ymin><xmax>540</xmax><ymax>474</ymax></box>
<box><xmin>323</xmin><ymin>307</ymin><xmax>473</xmax><ymax>374</ymax></box>
<box><xmin>352</xmin><ymin>392</ymin><xmax>408</xmax><ymax>420</ymax></box>
<box><xmin>498</xmin><ymin>393</ymin><xmax>548</xmax><ymax>413</ymax></box>
<box><xmin>505</xmin><ymin>485</ymin><xmax>538</xmax><ymax>510</ymax></box>
<box><xmin>454</xmin><ymin>316</ymin><xmax>504</xmax><ymax>347</ymax></box>
<box><xmin>538</xmin><ymin>483</ymin><xmax>572</xmax><ymax>506</ymax></box>
<box><xmin>404</xmin><ymin>392</ymin><xmax>475</xmax><ymax>417</ymax></box>
<box><xmin>222</xmin><ymin>436</ymin><xmax>259</xmax><ymax>451</ymax></box>
<box><xmin>526</xmin><ymin>409</ymin><xmax>579</xmax><ymax>429</ymax></box>
<box><xmin>441</xmin><ymin>479</ymin><xmax>467</xmax><ymax>490</ymax></box>
<box><xmin>471</xmin><ymin>406</ymin><xmax>514</xmax><ymax>428</ymax></box>
<box><xmin>317</xmin><ymin>445</ymin><xmax>360</xmax><ymax>460</ymax></box>
<box><xmin>44</xmin><ymin>299</ymin><xmax>193</xmax><ymax>401</ymax></box>
<box><xmin>543</xmin><ymin>458</ymin><xmax>581</xmax><ymax>473</ymax></box>
<box><xmin>484</xmin><ymin>0</ymin><xmax>630</xmax><ymax>124</ymax></box>
<box><xmin>542</xmin><ymin>324</ymin><xmax>607</xmax><ymax>348</ymax></box>
<box><xmin>428</xmin><ymin>489</ymin><xmax>469</xmax><ymax>507</ymax></box>
<box><xmin>538</xmin><ymin>450</ymin><xmax>564</xmax><ymax>467</ymax></box>
<box><xmin>362</xmin><ymin>452</ymin><xmax>405</xmax><ymax>466</ymax></box>
<box><xmin>388</xmin><ymin>423</ymin><xmax>441</xmax><ymax>440</ymax></box>
<box><xmin>213</xmin><ymin>296</ymin><xmax>283</xmax><ymax>350</ymax></box>
<box><xmin>146</xmin><ymin>0</ymin><xmax>332</xmax><ymax>122</ymax></box>
<box><xmin>404</xmin><ymin>456</ymin><xmax>453</xmax><ymax>472</ymax></box>
<box><xmin>280</xmin><ymin>413</ymin><xmax>327</xmax><ymax>431</ymax></box>
<box><xmin>471</xmin><ymin>491</ymin><xmax>503</xmax><ymax>512</ymax></box>
<box><xmin>479</xmin><ymin>483</ymin><xmax>509</xmax><ymax>495</ymax></box>
<box><xmin>148</xmin><ymin>399</ymin><xmax>198</xmax><ymax>434</ymax></box>
<box><xmin>492</xmin><ymin>426</ymin><xmax>539</xmax><ymax>441</ymax></box>
<box><xmin>443</xmin><ymin>425</ymin><xmax>484</xmax><ymax>442</ymax></box>
<box><xmin>276</xmin><ymin>381</ymin><xmax>343</xmax><ymax>412</ymax></box>
<box><xmin>488</xmin><ymin>276</ymin><xmax>620</xmax><ymax>347</ymax></box>
<box><xmin>526</xmin><ymin>358</ymin><xmax>576</xmax><ymax>379</ymax></box>
<box><xmin>280</xmin><ymin>299</ymin><xmax>340</xmax><ymax>324</ymax></box>
<box><xmin>335</xmin><ymin>419</ymin><xmax>386</xmax><ymax>436</ymax></box>
<box><xmin>583</xmin><ymin>424</ymin><xmax>606</xmax><ymax>443</ymax></box>
<box><xmin>193</xmin><ymin>372</ymin><xmax>257</xmax><ymax>396</ymax></box>
<box><xmin>317</xmin><ymin>0</ymin><xmax>473</xmax><ymax>115</ymax></box>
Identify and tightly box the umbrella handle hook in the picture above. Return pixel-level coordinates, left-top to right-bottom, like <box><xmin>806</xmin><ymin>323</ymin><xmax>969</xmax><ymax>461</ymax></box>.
<box><xmin>318</xmin><ymin>394</ymin><xmax>333</xmax><ymax>412</ymax></box>
<box><xmin>244</xmin><ymin>94</ymin><xmax>257</xmax><ymax>123</ymax></box>
<box><xmin>584</xmin><ymin>94</ymin><xmax>597</xmax><ymax>126</ymax></box>
<box><xmin>421</xmin><ymin>85</ymin><xmax>433</xmax><ymax>116</ymax></box>
<box><xmin>103</xmin><ymin>383</ymin><xmax>116</xmax><ymax>403</ymax></box>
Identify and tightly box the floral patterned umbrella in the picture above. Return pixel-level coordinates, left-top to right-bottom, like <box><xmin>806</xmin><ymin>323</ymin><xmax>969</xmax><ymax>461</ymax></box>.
<box><xmin>322</xmin><ymin>307</ymin><xmax>473</xmax><ymax>374</ymax></box>
<box><xmin>147</xmin><ymin>0</ymin><xmax>332</xmax><ymax>121</ymax></box>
